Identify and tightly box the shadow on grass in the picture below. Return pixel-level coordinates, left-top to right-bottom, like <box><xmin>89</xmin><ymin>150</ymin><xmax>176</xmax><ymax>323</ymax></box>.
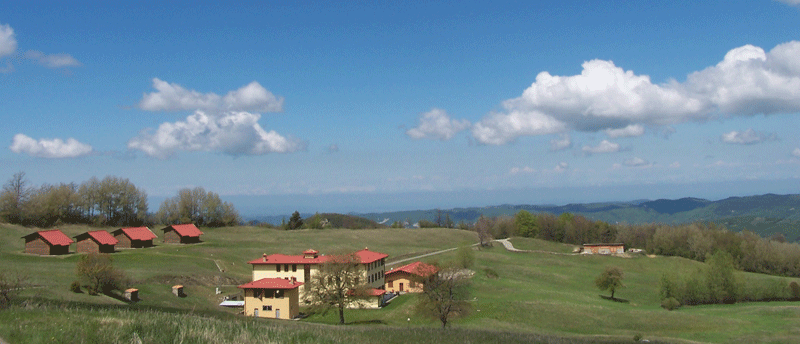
<box><xmin>347</xmin><ymin>319</ymin><xmax>387</xmax><ymax>325</ymax></box>
<box><xmin>599</xmin><ymin>295</ymin><xmax>629</xmax><ymax>303</ymax></box>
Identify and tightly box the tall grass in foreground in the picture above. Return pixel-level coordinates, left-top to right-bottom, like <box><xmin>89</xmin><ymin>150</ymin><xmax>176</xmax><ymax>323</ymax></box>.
<box><xmin>0</xmin><ymin>300</ymin><xmax>666</xmax><ymax>344</ymax></box>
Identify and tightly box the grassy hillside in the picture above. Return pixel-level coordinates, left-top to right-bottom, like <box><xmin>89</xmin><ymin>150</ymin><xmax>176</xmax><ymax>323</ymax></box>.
<box><xmin>3</xmin><ymin>224</ymin><xmax>800</xmax><ymax>343</ymax></box>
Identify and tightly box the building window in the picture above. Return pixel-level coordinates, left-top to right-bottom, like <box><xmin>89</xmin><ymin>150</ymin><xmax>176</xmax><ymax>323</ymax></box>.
<box><xmin>262</xmin><ymin>305</ymin><xmax>272</xmax><ymax>311</ymax></box>
<box><xmin>276</xmin><ymin>265</ymin><xmax>281</xmax><ymax>272</ymax></box>
<box><xmin>284</xmin><ymin>264</ymin><xmax>289</xmax><ymax>272</ymax></box>
<box><xmin>292</xmin><ymin>264</ymin><xmax>297</xmax><ymax>272</ymax></box>
<box><xmin>276</xmin><ymin>290</ymin><xmax>284</xmax><ymax>299</ymax></box>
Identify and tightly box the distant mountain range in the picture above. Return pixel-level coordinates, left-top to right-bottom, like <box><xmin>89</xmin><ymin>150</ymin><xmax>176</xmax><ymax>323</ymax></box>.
<box><xmin>247</xmin><ymin>193</ymin><xmax>800</xmax><ymax>239</ymax></box>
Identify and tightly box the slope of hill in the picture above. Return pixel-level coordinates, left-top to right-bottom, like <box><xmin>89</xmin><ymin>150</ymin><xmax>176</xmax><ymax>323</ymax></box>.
<box><xmin>360</xmin><ymin>193</ymin><xmax>800</xmax><ymax>238</ymax></box>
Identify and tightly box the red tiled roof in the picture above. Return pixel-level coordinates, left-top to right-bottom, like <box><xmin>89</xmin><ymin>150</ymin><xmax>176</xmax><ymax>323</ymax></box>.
<box><xmin>354</xmin><ymin>248</ymin><xmax>388</xmax><ymax>264</ymax></box>
<box><xmin>248</xmin><ymin>253</ymin><xmax>329</xmax><ymax>265</ymax></box>
<box><xmin>385</xmin><ymin>261</ymin><xmax>438</xmax><ymax>278</ymax></box>
<box><xmin>164</xmin><ymin>224</ymin><xmax>203</xmax><ymax>237</ymax></box>
<box><xmin>238</xmin><ymin>278</ymin><xmax>303</xmax><ymax>290</ymax></box>
<box><xmin>25</xmin><ymin>229</ymin><xmax>73</xmax><ymax>246</ymax></box>
<box><xmin>82</xmin><ymin>230</ymin><xmax>118</xmax><ymax>245</ymax></box>
<box><xmin>367</xmin><ymin>288</ymin><xmax>386</xmax><ymax>296</ymax></box>
<box><xmin>118</xmin><ymin>227</ymin><xmax>157</xmax><ymax>241</ymax></box>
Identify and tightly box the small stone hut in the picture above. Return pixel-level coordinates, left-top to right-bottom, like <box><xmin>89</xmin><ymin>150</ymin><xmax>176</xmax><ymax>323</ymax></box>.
<box><xmin>74</xmin><ymin>230</ymin><xmax>118</xmax><ymax>254</ymax></box>
<box><xmin>22</xmin><ymin>229</ymin><xmax>73</xmax><ymax>255</ymax></box>
<box><xmin>161</xmin><ymin>224</ymin><xmax>203</xmax><ymax>244</ymax></box>
<box><xmin>581</xmin><ymin>243</ymin><xmax>625</xmax><ymax>255</ymax></box>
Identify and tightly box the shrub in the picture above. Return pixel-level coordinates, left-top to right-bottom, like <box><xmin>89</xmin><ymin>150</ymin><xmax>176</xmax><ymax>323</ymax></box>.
<box><xmin>661</xmin><ymin>297</ymin><xmax>680</xmax><ymax>311</ymax></box>
<box><xmin>70</xmin><ymin>280</ymin><xmax>82</xmax><ymax>293</ymax></box>
<box><xmin>633</xmin><ymin>333</ymin><xmax>643</xmax><ymax>341</ymax></box>
<box><xmin>484</xmin><ymin>268</ymin><xmax>499</xmax><ymax>279</ymax></box>
<box><xmin>790</xmin><ymin>281</ymin><xmax>800</xmax><ymax>300</ymax></box>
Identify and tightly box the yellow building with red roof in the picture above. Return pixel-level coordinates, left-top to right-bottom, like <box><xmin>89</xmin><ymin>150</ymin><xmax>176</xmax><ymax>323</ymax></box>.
<box><xmin>238</xmin><ymin>278</ymin><xmax>303</xmax><ymax>319</ymax></box>
<box><xmin>385</xmin><ymin>261</ymin><xmax>438</xmax><ymax>293</ymax></box>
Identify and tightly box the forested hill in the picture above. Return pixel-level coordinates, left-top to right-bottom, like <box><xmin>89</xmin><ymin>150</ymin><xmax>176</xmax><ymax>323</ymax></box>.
<box><xmin>360</xmin><ymin>193</ymin><xmax>800</xmax><ymax>238</ymax></box>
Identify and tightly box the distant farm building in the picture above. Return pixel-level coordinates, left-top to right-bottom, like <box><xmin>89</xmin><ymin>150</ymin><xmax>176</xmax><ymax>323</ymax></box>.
<box><xmin>112</xmin><ymin>227</ymin><xmax>157</xmax><ymax>248</ymax></box>
<box><xmin>385</xmin><ymin>261</ymin><xmax>438</xmax><ymax>293</ymax></box>
<box><xmin>74</xmin><ymin>230</ymin><xmax>118</xmax><ymax>254</ymax></box>
<box><xmin>239</xmin><ymin>278</ymin><xmax>303</xmax><ymax>320</ymax></box>
<box><xmin>161</xmin><ymin>224</ymin><xmax>203</xmax><ymax>244</ymax></box>
<box><xmin>22</xmin><ymin>229</ymin><xmax>73</xmax><ymax>255</ymax></box>
<box><xmin>581</xmin><ymin>243</ymin><xmax>625</xmax><ymax>255</ymax></box>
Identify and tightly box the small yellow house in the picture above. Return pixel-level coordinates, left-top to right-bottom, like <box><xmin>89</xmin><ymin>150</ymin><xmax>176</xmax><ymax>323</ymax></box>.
<box><xmin>238</xmin><ymin>278</ymin><xmax>303</xmax><ymax>320</ymax></box>
<box><xmin>385</xmin><ymin>261</ymin><xmax>438</xmax><ymax>293</ymax></box>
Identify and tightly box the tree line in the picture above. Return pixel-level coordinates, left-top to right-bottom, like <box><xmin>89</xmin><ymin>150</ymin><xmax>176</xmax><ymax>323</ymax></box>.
<box><xmin>473</xmin><ymin>210</ymin><xmax>800</xmax><ymax>278</ymax></box>
<box><xmin>0</xmin><ymin>172</ymin><xmax>240</xmax><ymax>228</ymax></box>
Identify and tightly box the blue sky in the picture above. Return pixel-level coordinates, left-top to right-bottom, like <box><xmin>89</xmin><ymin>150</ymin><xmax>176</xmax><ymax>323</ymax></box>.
<box><xmin>2</xmin><ymin>1</ymin><xmax>800</xmax><ymax>215</ymax></box>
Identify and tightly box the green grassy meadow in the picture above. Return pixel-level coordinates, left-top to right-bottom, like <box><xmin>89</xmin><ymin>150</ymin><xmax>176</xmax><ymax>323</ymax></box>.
<box><xmin>2</xmin><ymin>224</ymin><xmax>800</xmax><ymax>343</ymax></box>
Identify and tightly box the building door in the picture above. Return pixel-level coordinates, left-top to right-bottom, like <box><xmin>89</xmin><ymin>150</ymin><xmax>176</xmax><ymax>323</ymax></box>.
<box><xmin>254</xmin><ymin>309</ymin><xmax>259</xmax><ymax>317</ymax></box>
<box><xmin>399</xmin><ymin>283</ymin><xmax>404</xmax><ymax>292</ymax></box>
<box><xmin>276</xmin><ymin>309</ymin><xmax>280</xmax><ymax>319</ymax></box>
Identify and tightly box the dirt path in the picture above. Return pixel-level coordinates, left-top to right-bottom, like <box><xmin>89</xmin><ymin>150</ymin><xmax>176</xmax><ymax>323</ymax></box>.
<box><xmin>494</xmin><ymin>238</ymin><xmax>578</xmax><ymax>256</ymax></box>
<box><xmin>386</xmin><ymin>243</ymin><xmax>482</xmax><ymax>267</ymax></box>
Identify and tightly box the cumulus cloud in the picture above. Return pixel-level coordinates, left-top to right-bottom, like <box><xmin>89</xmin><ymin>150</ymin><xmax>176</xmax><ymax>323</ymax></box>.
<box><xmin>605</xmin><ymin>124</ymin><xmax>645</xmax><ymax>138</ymax></box>
<box><xmin>0</xmin><ymin>22</ymin><xmax>16</xmax><ymax>58</ymax></box>
<box><xmin>549</xmin><ymin>134</ymin><xmax>572</xmax><ymax>151</ymax></box>
<box><xmin>406</xmin><ymin>108</ymin><xmax>471</xmax><ymax>140</ymax></box>
<box><xmin>10</xmin><ymin>133</ymin><xmax>93</xmax><ymax>158</ymax></box>
<box><xmin>471</xmin><ymin>40</ymin><xmax>800</xmax><ymax>145</ymax></box>
<box><xmin>622</xmin><ymin>157</ymin><xmax>651</xmax><ymax>167</ymax></box>
<box><xmin>720</xmin><ymin>129</ymin><xmax>776</xmax><ymax>145</ymax></box>
<box><xmin>25</xmin><ymin>50</ymin><xmax>81</xmax><ymax>68</ymax></box>
<box><xmin>127</xmin><ymin>110</ymin><xmax>305</xmax><ymax>159</ymax></box>
<box><xmin>582</xmin><ymin>140</ymin><xmax>620</xmax><ymax>154</ymax></box>
<box><xmin>139</xmin><ymin>79</ymin><xmax>284</xmax><ymax>113</ymax></box>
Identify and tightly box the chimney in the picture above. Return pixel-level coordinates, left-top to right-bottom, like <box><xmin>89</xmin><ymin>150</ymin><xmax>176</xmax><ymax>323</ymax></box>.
<box><xmin>262</xmin><ymin>253</ymin><xmax>267</xmax><ymax>262</ymax></box>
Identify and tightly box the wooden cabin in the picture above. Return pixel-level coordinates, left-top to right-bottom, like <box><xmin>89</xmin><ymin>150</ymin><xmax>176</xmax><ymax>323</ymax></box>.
<box><xmin>161</xmin><ymin>224</ymin><xmax>203</xmax><ymax>244</ymax></box>
<box><xmin>22</xmin><ymin>229</ymin><xmax>73</xmax><ymax>255</ymax></box>
<box><xmin>112</xmin><ymin>227</ymin><xmax>157</xmax><ymax>248</ymax></box>
<box><xmin>74</xmin><ymin>230</ymin><xmax>118</xmax><ymax>254</ymax></box>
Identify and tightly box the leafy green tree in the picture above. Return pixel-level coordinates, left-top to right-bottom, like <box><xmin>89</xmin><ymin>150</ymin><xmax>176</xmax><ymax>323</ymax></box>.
<box><xmin>595</xmin><ymin>266</ymin><xmax>625</xmax><ymax>299</ymax></box>
<box><xmin>288</xmin><ymin>211</ymin><xmax>303</xmax><ymax>230</ymax></box>
<box><xmin>455</xmin><ymin>244</ymin><xmax>475</xmax><ymax>269</ymax></box>
<box><xmin>515</xmin><ymin>210</ymin><xmax>538</xmax><ymax>238</ymax></box>
<box><xmin>706</xmin><ymin>250</ymin><xmax>738</xmax><ymax>303</ymax></box>
<box><xmin>307</xmin><ymin>213</ymin><xmax>324</xmax><ymax>229</ymax></box>
<box><xmin>390</xmin><ymin>221</ymin><xmax>404</xmax><ymax>228</ymax></box>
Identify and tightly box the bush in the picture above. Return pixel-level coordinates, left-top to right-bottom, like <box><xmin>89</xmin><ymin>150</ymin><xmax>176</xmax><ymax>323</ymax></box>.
<box><xmin>633</xmin><ymin>333</ymin><xmax>643</xmax><ymax>341</ymax></box>
<box><xmin>661</xmin><ymin>297</ymin><xmax>681</xmax><ymax>311</ymax></box>
<box><xmin>484</xmin><ymin>268</ymin><xmax>499</xmax><ymax>279</ymax></box>
<box><xmin>70</xmin><ymin>280</ymin><xmax>82</xmax><ymax>293</ymax></box>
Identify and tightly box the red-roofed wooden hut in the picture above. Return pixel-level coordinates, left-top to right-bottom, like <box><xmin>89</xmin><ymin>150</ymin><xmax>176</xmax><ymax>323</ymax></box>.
<box><xmin>22</xmin><ymin>229</ymin><xmax>73</xmax><ymax>255</ymax></box>
<box><xmin>74</xmin><ymin>230</ymin><xmax>118</xmax><ymax>254</ymax></box>
<box><xmin>112</xmin><ymin>227</ymin><xmax>157</xmax><ymax>248</ymax></box>
<box><xmin>161</xmin><ymin>224</ymin><xmax>203</xmax><ymax>244</ymax></box>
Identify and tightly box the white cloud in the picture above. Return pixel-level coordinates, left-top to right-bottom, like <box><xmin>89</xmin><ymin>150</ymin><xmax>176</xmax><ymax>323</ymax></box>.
<box><xmin>792</xmin><ymin>148</ymin><xmax>800</xmax><ymax>158</ymax></box>
<box><xmin>720</xmin><ymin>129</ymin><xmax>776</xmax><ymax>145</ymax></box>
<box><xmin>25</xmin><ymin>50</ymin><xmax>81</xmax><ymax>68</ymax></box>
<box><xmin>582</xmin><ymin>140</ymin><xmax>620</xmax><ymax>154</ymax></box>
<box><xmin>471</xmin><ymin>40</ymin><xmax>800</xmax><ymax>145</ymax></box>
<box><xmin>0</xmin><ymin>22</ymin><xmax>16</xmax><ymax>58</ymax></box>
<box><xmin>10</xmin><ymin>133</ymin><xmax>93</xmax><ymax>158</ymax></box>
<box><xmin>777</xmin><ymin>0</ymin><xmax>800</xmax><ymax>6</ymax></box>
<box><xmin>127</xmin><ymin>110</ymin><xmax>304</xmax><ymax>159</ymax></box>
<box><xmin>623</xmin><ymin>157</ymin><xmax>651</xmax><ymax>167</ymax></box>
<box><xmin>549</xmin><ymin>134</ymin><xmax>572</xmax><ymax>151</ymax></box>
<box><xmin>510</xmin><ymin>166</ymin><xmax>536</xmax><ymax>175</ymax></box>
<box><xmin>139</xmin><ymin>79</ymin><xmax>284</xmax><ymax>113</ymax></box>
<box><xmin>669</xmin><ymin>161</ymin><xmax>681</xmax><ymax>168</ymax></box>
<box><xmin>605</xmin><ymin>124</ymin><xmax>644</xmax><ymax>138</ymax></box>
<box><xmin>554</xmin><ymin>162</ymin><xmax>569</xmax><ymax>172</ymax></box>
<box><xmin>406</xmin><ymin>108</ymin><xmax>471</xmax><ymax>140</ymax></box>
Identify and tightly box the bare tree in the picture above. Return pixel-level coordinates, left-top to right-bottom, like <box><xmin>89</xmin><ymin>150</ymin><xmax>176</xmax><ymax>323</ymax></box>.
<box><xmin>305</xmin><ymin>253</ymin><xmax>369</xmax><ymax>324</ymax></box>
<box><xmin>0</xmin><ymin>270</ymin><xmax>28</xmax><ymax>308</ymax></box>
<box><xmin>474</xmin><ymin>215</ymin><xmax>493</xmax><ymax>247</ymax></box>
<box><xmin>416</xmin><ymin>266</ymin><xmax>472</xmax><ymax>329</ymax></box>
<box><xmin>0</xmin><ymin>171</ymin><xmax>31</xmax><ymax>223</ymax></box>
